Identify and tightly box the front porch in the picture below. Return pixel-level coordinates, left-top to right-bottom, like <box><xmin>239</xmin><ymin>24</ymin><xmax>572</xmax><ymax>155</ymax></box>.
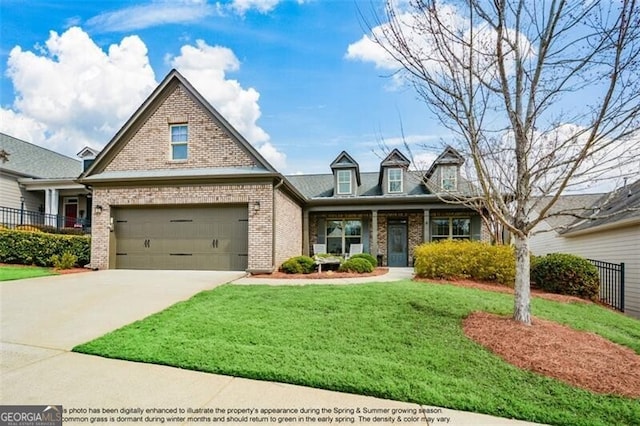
<box><xmin>303</xmin><ymin>207</ymin><xmax>484</xmax><ymax>267</ymax></box>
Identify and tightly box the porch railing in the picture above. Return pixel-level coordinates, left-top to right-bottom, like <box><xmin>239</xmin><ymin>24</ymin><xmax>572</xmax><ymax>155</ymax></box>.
<box><xmin>588</xmin><ymin>258</ymin><xmax>625</xmax><ymax>312</ymax></box>
<box><xmin>0</xmin><ymin>206</ymin><xmax>91</xmax><ymax>233</ymax></box>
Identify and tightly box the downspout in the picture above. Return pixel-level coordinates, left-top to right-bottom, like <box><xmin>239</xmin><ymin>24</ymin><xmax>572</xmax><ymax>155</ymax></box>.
<box><xmin>272</xmin><ymin>177</ymin><xmax>285</xmax><ymax>271</ymax></box>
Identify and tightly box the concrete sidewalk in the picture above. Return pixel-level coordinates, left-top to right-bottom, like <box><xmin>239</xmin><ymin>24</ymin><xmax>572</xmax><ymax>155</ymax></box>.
<box><xmin>2</xmin><ymin>342</ymin><xmax>544</xmax><ymax>426</ymax></box>
<box><xmin>1</xmin><ymin>269</ymin><xmax>545</xmax><ymax>426</ymax></box>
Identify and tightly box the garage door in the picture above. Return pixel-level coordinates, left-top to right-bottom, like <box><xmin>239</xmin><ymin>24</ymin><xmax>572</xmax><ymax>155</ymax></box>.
<box><xmin>113</xmin><ymin>205</ymin><xmax>248</xmax><ymax>271</ymax></box>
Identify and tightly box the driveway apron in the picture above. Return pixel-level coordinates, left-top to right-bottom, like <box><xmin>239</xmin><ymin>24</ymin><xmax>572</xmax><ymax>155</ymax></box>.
<box><xmin>0</xmin><ymin>270</ymin><xmax>244</xmax><ymax>350</ymax></box>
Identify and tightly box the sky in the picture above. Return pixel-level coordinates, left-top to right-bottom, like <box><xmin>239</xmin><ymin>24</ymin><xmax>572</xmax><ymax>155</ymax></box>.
<box><xmin>0</xmin><ymin>0</ymin><xmax>445</xmax><ymax>175</ymax></box>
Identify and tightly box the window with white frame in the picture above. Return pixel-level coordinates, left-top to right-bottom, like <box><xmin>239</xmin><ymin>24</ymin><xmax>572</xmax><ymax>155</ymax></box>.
<box><xmin>337</xmin><ymin>170</ymin><xmax>352</xmax><ymax>194</ymax></box>
<box><xmin>388</xmin><ymin>168</ymin><xmax>403</xmax><ymax>193</ymax></box>
<box><xmin>431</xmin><ymin>217</ymin><xmax>470</xmax><ymax>241</ymax></box>
<box><xmin>326</xmin><ymin>219</ymin><xmax>362</xmax><ymax>254</ymax></box>
<box><xmin>441</xmin><ymin>165</ymin><xmax>457</xmax><ymax>191</ymax></box>
<box><xmin>170</xmin><ymin>124</ymin><xmax>188</xmax><ymax>160</ymax></box>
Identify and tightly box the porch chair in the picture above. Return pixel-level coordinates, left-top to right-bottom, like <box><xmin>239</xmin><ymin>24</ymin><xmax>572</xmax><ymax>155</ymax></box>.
<box><xmin>345</xmin><ymin>243</ymin><xmax>363</xmax><ymax>259</ymax></box>
<box><xmin>312</xmin><ymin>244</ymin><xmax>327</xmax><ymax>256</ymax></box>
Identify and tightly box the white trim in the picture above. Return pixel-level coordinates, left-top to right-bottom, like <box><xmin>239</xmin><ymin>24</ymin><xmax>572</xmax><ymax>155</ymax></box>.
<box><xmin>170</xmin><ymin>124</ymin><xmax>189</xmax><ymax>161</ymax></box>
<box><xmin>388</xmin><ymin>168</ymin><xmax>403</xmax><ymax>193</ymax></box>
<box><xmin>336</xmin><ymin>170</ymin><xmax>352</xmax><ymax>195</ymax></box>
<box><xmin>441</xmin><ymin>165</ymin><xmax>457</xmax><ymax>191</ymax></box>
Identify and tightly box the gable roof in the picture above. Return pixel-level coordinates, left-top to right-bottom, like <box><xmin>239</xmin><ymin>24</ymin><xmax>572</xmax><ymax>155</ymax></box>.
<box><xmin>80</xmin><ymin>69</ymin><xmax>277</xmax><ymax>181</ymax></box>
<box><xmin>287</xmin><ymin>170</ymin><xmax>429</xmax><ymax>200</ymax></box>
<box><xmin>330</xmin><ymin>151</ymin><xmax>361</xmax><ymax>186</ymax></box>
<box><xmin>0</xmin><ymin>132</ymin><xmax>82</xmax><ymax>179</ymax></box>
<box><xmin>425</xmin><ymin>145</ymin><xmax>465</xmax><ymax>179</ymax></box>
<box><xmin>562</xmin><ymin>178</ymin><xmax>640</xmax><ymax>235</ymax></box>
<box><xmin>378</xmin><ymin>148</ymin><xmax>411</xmax><ymax>186</ymax></box>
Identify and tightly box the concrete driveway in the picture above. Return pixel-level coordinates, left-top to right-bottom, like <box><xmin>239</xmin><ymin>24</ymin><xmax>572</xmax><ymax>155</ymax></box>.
<box><xmin>1</xmin><ymin>269</ymin><xmax>245</xmax><ymax>350</ymax></box>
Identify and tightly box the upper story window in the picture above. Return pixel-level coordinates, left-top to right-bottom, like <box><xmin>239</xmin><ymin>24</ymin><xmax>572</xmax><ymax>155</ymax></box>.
<box><xmin>337</xmin><ymin>170</ymin><xmax>352</xmax><ymax>194</ymax></box>
<box><xmin>170</xmin><ymin>124</ymin><xmax>188</xmax><ymax>160</ymax></box>
<box><xmin>388</xmin><ymin>168</ymin><xmax>403</xmax><ymax>193</ymax></box>
<box><xmin>441</xmin><ymin>165</ymin><xmax>457</xmax><ymax>191</ymax></box>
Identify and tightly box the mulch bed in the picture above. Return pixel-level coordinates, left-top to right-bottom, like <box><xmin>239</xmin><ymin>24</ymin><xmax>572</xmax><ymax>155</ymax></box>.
<box><xmin>464</xmin><ymin>311</ymin><xmax>640</xmax><ymax>398</ymax></box>
<box><xmin>250</xmin><ymin>267</ymin><xmax>389</xmax><ymax>279</ymax></box>
<box><xmin>55</xmin><ymin>267</ymin><xmax>92</xmax><ymax>275</ymax></box>
<box><xmin>0</xmin><ymin>263</ymin><xmax>91</xmax><ymax>275</ymax></box>
<box><xmin>417</xmin><ymin>277</ymin><xmax>589</xmax><ymax>304</ymax></box>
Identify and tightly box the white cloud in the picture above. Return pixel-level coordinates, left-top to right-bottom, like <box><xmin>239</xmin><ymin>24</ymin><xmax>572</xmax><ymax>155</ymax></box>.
<box><xmin>229</xmin><ymin>0</ymin><xmax>281</xmax><ymax>15</ymax></box>
<box><xmin>1</xmin><ymin>28</ymin><xmax>286</xmax><ymax>170</ymax></box>
<box><xmin>2</xmin><ymin>27</ymin><xmax>157</xmax><ymax>154</ymax></box>
<box><xmin>87</xmin><ymin>0</ymin><xmax>220</xmax><ymax>33</ymax></box>
<box><xmin>169</xmin><ymin>39</ymin><xmax>286</xmax><ymax>169</ymax></box>
<box><xmin>86</xmin><ymin>0</ymin><xmax>302</xmax><ymax>32</ymax></box>
<box><xmin>346</xmin><ymin>3</ymin><xmax>533</xmax><ymax>87</ymax></box>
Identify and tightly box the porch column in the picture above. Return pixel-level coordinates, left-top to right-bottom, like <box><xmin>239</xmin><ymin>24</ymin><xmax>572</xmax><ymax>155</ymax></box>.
<box><xmin>371</xmin><ymin>210</ymin><xmax>378</xmax><ymax>256</ymax></box>
<box><xmin>302</xmin><ymin>209</ymin><xmax>310</xmax><ymax>256</ymax></box>
<box><xmin>423</xmin><ymin>209</ymin><xmax>430</xmax><ymax>242</ymax></box>
<box><xmin>45</xmin><ymin>189</ymin><xmax>59</xmax><ymax>226</ymax></box>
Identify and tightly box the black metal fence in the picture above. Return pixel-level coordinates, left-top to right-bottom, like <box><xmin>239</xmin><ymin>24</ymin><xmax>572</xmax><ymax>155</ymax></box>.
<box><xmin>588</xmin><ymin>258</ymin><xmax>625</xmax><ymax>312</ymax></box>
<box><xmin>0</xmin><ymin>206</ymin><xmax>90</xmax><ymax>233</ymax></box>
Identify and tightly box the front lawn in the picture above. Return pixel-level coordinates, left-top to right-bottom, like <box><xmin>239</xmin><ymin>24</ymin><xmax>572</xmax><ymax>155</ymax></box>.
<box><xmin>74</xmin><ymin>281</ymin><xmax>640</xmax><ymax>426</ymax></box>
<box><xmin>0</xmin><ymin>264</ymin><xmax>56</xmax><ymax>281</ymax></box>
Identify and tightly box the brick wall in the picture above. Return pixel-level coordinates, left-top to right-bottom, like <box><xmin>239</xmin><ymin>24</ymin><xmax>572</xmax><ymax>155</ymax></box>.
<box><xmin>105</xmin><ymin>84</ymin><xmax>256</xmax><ymax>172</ymax></box>
<box><xmin>90</xmin><ymin>183</ymin><xmax>273</xmax><ymax>271</ymax></box>
<box><xmin>274</xmin><ymin>189</ymin><xmax>302</xmax><ymax>268</ymax></box>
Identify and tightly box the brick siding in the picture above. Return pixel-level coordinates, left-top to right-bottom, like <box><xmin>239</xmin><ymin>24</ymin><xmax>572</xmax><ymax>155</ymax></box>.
<box><xmin>274</xmin><ymin>188</ymin><xmax>302</xmax><ymax>268</ymax></box>
<box><xmin>90</xmin><ymin>183</ymin><xmax>274</xmax><ymax>271</ymax></box>
<box><xmin>105</xmin><ymin>84</ymin><xmax>256</xmax><ymax>172</ymax></box>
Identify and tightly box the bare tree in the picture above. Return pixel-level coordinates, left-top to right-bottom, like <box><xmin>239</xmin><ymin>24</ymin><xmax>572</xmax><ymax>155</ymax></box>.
<box><xmin>366</xmin><ymin>0</ymin><xmax>640</xmax><ymax>324</ymax></box>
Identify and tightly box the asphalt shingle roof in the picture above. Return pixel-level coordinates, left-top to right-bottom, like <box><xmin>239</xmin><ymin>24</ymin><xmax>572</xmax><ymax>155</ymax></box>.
<box><xmin>563</xmin><ymin>178</ymin><xmax>640</xmax><ymax>233</ymax></box>
<box><xmin>0</xmin><ymin>133</ymin><xmax>82</xmax><ymax>179</ymax></box>
<box><xmin>286</xmin><ymin>171</ymin><xmax>432</xmax><ymax>199</ymax></box>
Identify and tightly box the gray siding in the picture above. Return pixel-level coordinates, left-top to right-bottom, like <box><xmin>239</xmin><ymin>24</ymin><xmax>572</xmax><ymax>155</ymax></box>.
<box><xmin>530</xmin><ymin>223</ymin><xmax>640</xmax><ymax>319</ymax></box>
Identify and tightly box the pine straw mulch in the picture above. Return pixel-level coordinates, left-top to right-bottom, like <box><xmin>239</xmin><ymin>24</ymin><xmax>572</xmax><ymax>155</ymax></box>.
<box><xmin>417</xmin><ymin>277</ymin><xmax>590</xmax><ymax>304</ymax></box>
<box><xmin>250</xmin><ymin>267</ymin><xmax>389</xmax><ymax>279</ymax></box>
<box><xmin>464</xmin><ymin>311</ymin><xmax>640</xmax><ymax>398</ymax></box>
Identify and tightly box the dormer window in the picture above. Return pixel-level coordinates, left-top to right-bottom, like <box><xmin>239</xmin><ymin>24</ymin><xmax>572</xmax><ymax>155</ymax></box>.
<box><xmin>337</xmin><ymin>170</ymin><xmax>352</xmax><ymax>194</ymax></box>
<box><xmin>441</xmin><ymin>165</ymin><xmax>457</xmax><ymax>191</ymax></box>
<box><xmin>388</xmin><ymin>168</ymin><xmax>403</xmax><ymax>193</ymax></box>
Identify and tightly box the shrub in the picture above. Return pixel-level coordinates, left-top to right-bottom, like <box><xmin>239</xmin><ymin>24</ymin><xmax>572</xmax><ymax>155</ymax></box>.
<box><xmin>349</xmin><ymin>253</ymin><xmax>377</xmax><ymax>268</ymax></box>
<box><xmin>14</xmin><ymin>225</ymin><xmax>42</xmax><ymax>232</ymax></box>
<box><xmin>51</xmin><ymin>252</ymin><xmax>78</xmax><ymax>269</ymax></box>
<box><xmin>531</xmin><ymin>253</ymin><xmax>600</xmax><ymax>300</ymax></box>
<box><xmin>414</xmin><ymin>240</ymin><xmax>516</xmax><ymax>286</ymax></box>
<box><xmin>0</xmin><ymin>229</ymin><xmax>90</xmax><ymax>267</ymax></box>
<box><xmin>280</xmin><ymin>255</ymin><xmax>316</xmax><ymax>274</ymax></box>
<box><xmin>339</xmin><ymin>258</ymin><xmax>374</xmax><ymax>273</ymax></box>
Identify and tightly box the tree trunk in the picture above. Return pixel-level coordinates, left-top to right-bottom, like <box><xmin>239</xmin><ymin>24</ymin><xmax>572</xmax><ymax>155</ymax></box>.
<box><xmin>513</xmin><ymin>234</ymin><xmax>531</xmax><ymax>325</ymax></box>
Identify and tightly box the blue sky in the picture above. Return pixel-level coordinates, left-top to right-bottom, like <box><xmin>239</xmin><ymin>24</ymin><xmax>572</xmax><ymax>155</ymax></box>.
<box><xmin>0</xmin><ymin>0</ymin><xmax>444</xmax><ymax>175</ymax></box>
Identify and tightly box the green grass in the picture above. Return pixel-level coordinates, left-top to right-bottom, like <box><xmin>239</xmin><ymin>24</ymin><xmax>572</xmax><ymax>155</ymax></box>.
<box><xmin>0</xmin><ymin>265</ymin><xmax>56</xmax><ymax>281</ymax></box>
<box><xmin>73</xmin><ymin>281</ymin><xmax>640</xmax><ymax>426</ymax></box>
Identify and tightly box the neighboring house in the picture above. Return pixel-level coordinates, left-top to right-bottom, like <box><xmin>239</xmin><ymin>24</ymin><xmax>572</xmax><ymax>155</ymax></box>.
<box><xmin>0</xmin><ymin>133</ymin><xmax>93</xmax><ymax>230</ymax></box>
<box><xmin>529</xmin><ymin>180</ymin><xmax>640</xmax><ymax>318</ymax></box>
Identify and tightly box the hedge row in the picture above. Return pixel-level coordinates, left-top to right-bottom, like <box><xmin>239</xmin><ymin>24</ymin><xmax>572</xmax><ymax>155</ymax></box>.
<box><xmin>414</xmin><ymin>240</ymin><xmax>516</xmax><ymax>285</ymax></box>
<box><xmin>0</xmin><ymin>229</ymin><xmax>90</xmax><ymax>267</ymax></box>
